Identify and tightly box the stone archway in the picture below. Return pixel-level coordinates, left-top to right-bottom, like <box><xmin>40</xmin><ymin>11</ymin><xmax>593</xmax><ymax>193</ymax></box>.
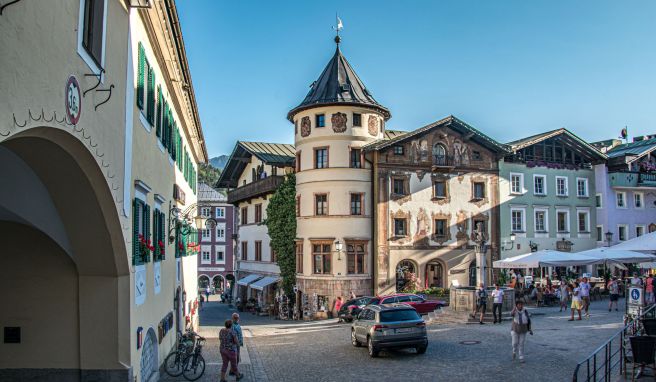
<box><xmin>198</xmin><ymin>275</ymin><xmax>210</xmax><ymax>289</ymax></box>
<box><xmin>140</xmin><ymin>328</ymin><xmax>159</xmax><ymax>382</ymax></box>
<box><xmin>0</xmin><ymin>128</ymin><xmax>129</xmax><ymax>379</ymax></box>
<box><xmin>396</xmin><ymin>259</ymin><xmax>418</xmax><ymax>292</ymax></box>
<box><xmin>212</xmin><ymin>275</ymin><xmax>225</xmax><ymax>291</ymax></box>
<box><xmin>425</xmin><ymin>259</ymin><xmax>446</xmax><ymax>288</ymax></box>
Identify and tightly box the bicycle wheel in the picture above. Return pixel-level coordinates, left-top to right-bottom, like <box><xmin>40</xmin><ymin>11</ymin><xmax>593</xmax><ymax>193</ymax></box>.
<box><xmin>182</xmin><ymin>353</ymin><xmax>205</xmax><ymax>381</ymax></box>
<box><xmin>164</xmin><ymin>351</ymin><xmax>184</xmax><ymax>377</ymax></box>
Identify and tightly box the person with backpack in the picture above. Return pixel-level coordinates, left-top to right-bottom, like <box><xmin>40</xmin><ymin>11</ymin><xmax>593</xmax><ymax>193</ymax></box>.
<box><xmin>471</xmin><ymin>283</ymin><xmax>488</xmax><ymax>324</ymax></box>
<box><xmin>511</xmin><ymin>300</ymin><xmax>533</xmax><ymax>363</ymax></box>
<box><xmin>608</xmin><ymin>277</ymin><xmax>620</xmax><ymax>312</ymax></box>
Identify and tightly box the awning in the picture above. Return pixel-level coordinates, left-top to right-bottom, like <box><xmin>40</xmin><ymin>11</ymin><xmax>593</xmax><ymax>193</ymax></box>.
<box><xmin>249</xmin><ymin>276</ymin><xmax>280</xmax><ymax>291</ymax></box>
<box><xmin>236</xmin><ymin>274</ymin><xmax>262</xmax><ymax>286</ymax></box>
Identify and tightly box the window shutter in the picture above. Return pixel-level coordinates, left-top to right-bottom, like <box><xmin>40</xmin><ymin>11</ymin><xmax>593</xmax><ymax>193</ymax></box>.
<box><xmin>136</xmin><ymin>43</ymin><xmax>145</xmax><ymax>110</ymax></box>
<box><xmin>167</xmin><ymin>115</ymin><xmax>173</xmax><ymax>154</ymax></box>
<box><xmin>132</xmin><ymin>199</ymin><xmax>140</xmax><ymax>265</ymax></box>
<box><xmin>159</xmin><ymin>212</ymin><xmax>166</xmax><ymax>260</ymax></box>
<box><xmin>146</xmin><ymin>66</ymin><xmax>155</xmax><ymax>124</ymax></box>
<box><xmin>144</xmin><ymin>204</ymin><xmax>151</xmax><ymax>262</ymax></box>
<box><xmin>161</xmin><ymin>102</ymin><xmax>168</xmax><ymax>146</ymax></box>
<box><xmin>152</xmin><ymin>208</ymin><xmax>159</xmax><ymax>260</ymax></box>
<box><xmin>156</xmin><ymin>86</ymin><xmax>162</xmax><ymax>137</ymax></box>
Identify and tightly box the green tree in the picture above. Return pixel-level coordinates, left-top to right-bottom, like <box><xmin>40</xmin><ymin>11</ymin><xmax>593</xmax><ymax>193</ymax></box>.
<box><xmin>198</xmin><ymin>162</ymin><xmax>221</xmax><ymax>186</ymax></box>
<box><xmin>265</xmin><ymin>174</ymin><xmax>296</xmax><ymax>296</ymax></box>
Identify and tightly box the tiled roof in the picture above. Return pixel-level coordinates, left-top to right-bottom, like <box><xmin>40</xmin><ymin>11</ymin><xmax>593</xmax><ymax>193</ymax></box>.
<box><xmin>198</xmin><ymin>183</ymin><xmax>226</xmax><ymax>202</ymax></box>
<box><xmin>606</xmin><ymin>137</ymin><xmax>656</xmax><ymax>160</ymax></box>
<box><xmin>506</xmin><ymin>128</ymin><xmax>607</xmax><ymax>161</ymax></box>
<box><xmin>216</xmin><ymin>141</ymin><xmax>295</xmax><ymax>188</ymax></box>
<box><xmin>384</xmin><ymin>129</ymin><xmax>407</xmax><ymax>140</ymax></box>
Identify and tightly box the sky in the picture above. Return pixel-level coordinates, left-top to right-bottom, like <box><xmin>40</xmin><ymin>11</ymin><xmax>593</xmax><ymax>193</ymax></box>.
<box><xmin>177</xmin><ymin>1</ymin><xmax>656</xmax><ymax>158</ymax></box>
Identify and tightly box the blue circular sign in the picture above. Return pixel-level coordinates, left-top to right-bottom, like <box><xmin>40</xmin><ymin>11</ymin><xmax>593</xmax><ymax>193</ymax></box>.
<box><xmin>631</xmin><ymin>288</ymin><xmax>641</xmax><ymax>301</ymax></box>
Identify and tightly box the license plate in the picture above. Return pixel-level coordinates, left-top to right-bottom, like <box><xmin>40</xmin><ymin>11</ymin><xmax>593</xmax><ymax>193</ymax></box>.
<box><xmin>396</xmin><ymin>328</ymin><xmax>412</xmax><ymax>334</ymax></box>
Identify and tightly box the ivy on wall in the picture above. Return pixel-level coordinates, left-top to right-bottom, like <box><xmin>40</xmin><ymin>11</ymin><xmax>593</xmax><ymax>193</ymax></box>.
<box><xmin>265</xmin><ymin>174</ymin><xmax>297</xmax><ymax>297</ymax></box>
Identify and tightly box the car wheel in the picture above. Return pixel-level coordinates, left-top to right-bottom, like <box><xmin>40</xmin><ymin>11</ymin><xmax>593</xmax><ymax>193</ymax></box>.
<box><xmin>351</xmin><ymin>330</ymin><xmax>360</xmax><ymax>347</ymax></box>
<box><xmin>367</xmin><ymin>337</ymin><xmax>379</xmax><ymax>357</ymax></box>
<box><xmin>416</xmin><ymin>345</ymin><xmax>427</xmax><ymax>354</ymax></box>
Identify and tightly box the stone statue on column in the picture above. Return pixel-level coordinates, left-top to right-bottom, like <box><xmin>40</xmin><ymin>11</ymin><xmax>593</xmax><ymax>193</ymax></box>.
<box><xmin>471</xmin><ymin>222</ymin><xmax>488</xmax><ymax>287</ymax></box>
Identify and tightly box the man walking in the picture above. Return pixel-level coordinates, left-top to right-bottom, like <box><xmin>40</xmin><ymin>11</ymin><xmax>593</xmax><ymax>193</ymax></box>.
<box><xmin>511</xmin><ymin>300</ymin><xmax>532</xmax><ymax>363</ymax></box>
<box><xmin>559</xmin><ymin>279</ymin><xmax>569</xmax><ymax>312</ymax></box>
<box><xmin>580</xmin><ymin>277</ymin><xmax>591</xmax><ymax>318</ymax></box>
<box><xmin>230</xmin><ymin>313</ymin><xmax>243</xmax><ymax>376</ymax></box>
<box><xmin>471</xmin><ymin>283</ymin><xmax>488</xmax><ymax>324</ymax></box>
<box><xmin>491</xmin><ymin>283</ymin><xmax>504</xmax><ymax>324</ymax></box>
<box><xmin>608</xmin><ymin>277</ymin><xmax>620</xmax><ymax>312</ymax></box>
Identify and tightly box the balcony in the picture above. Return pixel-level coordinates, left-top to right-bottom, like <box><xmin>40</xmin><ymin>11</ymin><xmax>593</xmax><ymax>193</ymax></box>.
<box><xmin>227</xmin><ymin>175</ymin><xmax>285</xmax><ymax>204</ymax></box>
<box><xmin>432</xmin><ymin>155</ymin><xmax>455</xmax><ymax>171</ymax></box>
<box><xmin>608</xmin><ymin>171</ymin><xmax>656</xmax><ymax>188</ymax></box>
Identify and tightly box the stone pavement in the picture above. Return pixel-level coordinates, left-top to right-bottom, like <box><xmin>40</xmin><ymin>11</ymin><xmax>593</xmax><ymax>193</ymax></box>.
<box><xmin>164</xmin><ymin>296</ymin><xmax>628</xmax><ymax>382</ymax></box>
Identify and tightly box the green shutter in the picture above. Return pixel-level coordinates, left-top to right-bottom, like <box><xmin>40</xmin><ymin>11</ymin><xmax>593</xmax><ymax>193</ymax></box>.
<box><xmin>172</xmin><ymin>126</ymin><xmax>177</xmax><ymax>162</ymax></box>
<box><xmin>161</xmin><ymin>102</ymin><xmax>168</xmax><ymax>146</ymax></box>
<box><xmin>132</xmin><ymin>199</ymin><xmax>140</xmax><ymax>265</ymax></box>
<box><xmin>136</xmin><ymin>43</ymin><xmax>145</xmax><ymax>110</ymax></box>
<box><xmin>152</xmin><ymin>208</ymin><xmax>159</xmax><ymax>260</ymax></box>
<box><xmin>159</xmin><ymin>212</ymin><xmax>166</xmax><ymax>260</ymax></box>
<box><xmin>156</xmin><ymin>86</ymin><xmax>162</xmax><ymax>137</ymax></box>
<box><xmin>144</xmin><ymin>204</ymin><xmax>151</xmax><ymax>263</ymax></box>
<box><xmin>146</xmin><ymin>66</ymin><xmax>155</xmax><ymax>124</ymax></box>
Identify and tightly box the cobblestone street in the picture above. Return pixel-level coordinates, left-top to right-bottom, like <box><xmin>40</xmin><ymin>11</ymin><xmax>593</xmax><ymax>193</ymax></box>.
<box><xmin>163</xmin><ymin>296</ymin><xmax>627</xmax><ymax>382</ymax></box>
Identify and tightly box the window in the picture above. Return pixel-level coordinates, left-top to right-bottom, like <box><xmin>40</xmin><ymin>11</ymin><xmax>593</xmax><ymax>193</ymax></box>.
<box><xmin>557</xmin><ymin>211</ymin><xmax>569</xmax><ymax>232</ymax></box>
<box><xmin>433</xmin><ymin>144</ymin><xmax>447</xmax><ymax>165</ymax></box>
<box><xmin>534</xmin><ymin>210</ymin><xmax>547</xmax><ymax>232</ymax></box>
<box><xmin>534</xmin><ymin>175</ymin><xmax>546</xmax><ymax>195</ymax></box>
<box><xmin>296</xmin><ymin>195</ymin><xmax>301</xmax><ymax>217</ymax></box>
<box><xmin>132</xmin><ymin>198</ymin><xmax>151</xmax><ymax>265</ymax></box>
<box><xmin>434</xmin><ymin>219</ymin><xmax>447</xmax><ymax>237</ymax></box>
<box><xmin>255</xmin><ymin>241</ymin><xmax>262</xmax><ymax>262</ymax></box>
<box><xmin>635</xmin><ymin>193</ymin><xmax>643</xmax><ymax>208</ymax></box>
<box><xmin>350</xmin><ymin>193</ymin><xmax>363</xmax><ymax>215</ymax></box>
<box><xmin>556</xmin><ymin>176</ymin><xmax>568</xmax><ymax>196</ymax></box>
<box><xmin>618</xmin><ymin>225</ymin><xmax>627</xmax><ymax>241</ymax></box>
<box><xmin>271</xmin><ymin>246</ymin><xmax>277</xmax><ymax>263</ymax></box>
<box><xmin>472</xmin><ymin>151</ymin><xmax>482</xmax><ymax>161</ymax></box>
<box><xmin>347</xmin><ymin>242</ymin><xmax>366</xmax><ymax>274</ymax></box>
<box><xmin>81</xmin><ymin>0</ymin><xmax>105</xmax><ymax>66</ymax></box>
<box><xmin>394</xmin><ymin>218</ymin><xmax>407</xmax><ymax>236</ymax></box>
<box><xmin>637</xmin><ymin>226</ymin><xmax>645</xmax><ymax>237</ymax></box>
<box><xmin>201</xmin><ymin>229</ymin><xmax>210</xmax><ymax>240</ymax></box>
<box><xmin>315</xmin><ymin>194</ymin><xmax>328</xmax><ymax>216</ymax></box>
<box><xmin>434</xmin><ymin>180</ymin><xmax>447</xmax><ymax>198</ymax></box>
<box><xmin>393</xmin><ymin>146</ymin><xmax>404</xmax><ymax>155</ymax></box>
<box><xmin>350</xmin><ymin>148</ymin><xmax>362</xmax><ymax>168</ymax></box>
<box><xmin>392</xmin><ymin>178</ymin><xmax>406</xmax><ymax>195</ymax></box>
<box><xmin>201</xmin><ymin>207</ymin><xmax>211</xmax><ymax>217</ymax></box>
<box><xmin>216</xmin><ymin>248</ymin><xmax>225</xmax><ymax>262</ymax></box>
<box><xmin>510</xmin><ymin>173</ymin><xmax>523</xmax><ymax>194</ymax></box>
<box><xmin>312</xmin><ymin>243</ymin><xmax>331</xmax><ymax>274</ymax></box>
<box><xmin>473</xmin><ymin>182</ymin><xmax>485</xmax><ymax>199</ymax></box>
<box><xmin>215</xmin><ymin>207</ymin><xmax>225</xmax><ymax>218</ymax></box>
<box><xmin>353</xmin><ymin>113</ymin><xmax>362</xmax><ymax>127</ymax></box>
<box><xmin>578</xmin><ymin>211</ymin><xmax>589</xmax><ymax>233</ymax></box>
<box><xmin>296</xmin><ymin>152</ymin><xmax>302</xmax><ymax>172</ymax></box>
<box><xmin>616</xmin><ymin>192</ymin><xmax>626</xmax><ymax>208</ymax></box>
<box><xmin>577</xmin><ymin>178</ymin><xmax>589</xmax><ymax>197</ymax></box>
<box><xmin>241</xmin><ymin>241</ymin><xmax>248</xmax><ymax>261</ymax></box>
<box><xmin>201</xmin><ymin>249</ymin><xmax>211</xmax><ymax>263</ymax></box>
<box><xmin>255</xmin><ymin>204</ymin><xmax>263</xmax><ymax>223</ymax></box>
<box><xmin>511</xmin><ymin>209</ymin><xmax>524</xmax><ymax>232</ymax></box>
<box><xmin>241</xmin><ymin>206</ymin><xmax>248</xmax><ymax>225</ymax></box>
<box><xmin>316</xmin><ymin>114</ymin><xmax>325</xmax><ymax>127</ymax></box>
<box><xmin>296</xmin><ymin>242</ymin><xmax>303</xmax><ymax>273</ymax></box>
<box><xmin>216</xmin><ymin>224</ymin><xmax>226</xmax><ymax>241</ymax></box>
<box><xmin>596</xmin><ymin>226</ymin><xmax>603</xmax><ymax>242</ymax></box>
<box><xmin>314</xmin><ymin>147</ymin><xmax>328</xmax><ymax>169</ymax></box>
<box><xmin>595</xmin><ymin>194</ymin><xmax>602</xmax><ymax>208</ymax></box>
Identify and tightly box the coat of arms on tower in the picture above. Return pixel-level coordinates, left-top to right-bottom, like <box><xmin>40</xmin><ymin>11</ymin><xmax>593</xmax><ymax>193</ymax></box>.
<box><xmin>300</xmin><ymin>116</ymin><xmax>311</xmax><ymax>137</ymax></box>
<box><xmin>368</xmin><ymin>116</ymin><xmax>379</xmax><ymax>136</ymax></box>
<box><xmin>331</xmin><ymin>112</ymin><xmax>347</xmax><ymax>133</ymax></box>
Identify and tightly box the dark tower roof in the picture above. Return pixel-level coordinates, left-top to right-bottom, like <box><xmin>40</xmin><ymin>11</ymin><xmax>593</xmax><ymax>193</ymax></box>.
<box><xmin>287</xmin><ymin>42</ymin><xmax>391</xmax><ymax>122</ymax></box>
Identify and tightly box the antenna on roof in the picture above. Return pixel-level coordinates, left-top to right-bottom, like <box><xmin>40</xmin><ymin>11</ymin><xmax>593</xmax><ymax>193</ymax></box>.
<box><xmin>332</xmin><ymin>13</ymin><xmax>343</xmax><ymax>45</ymax></box>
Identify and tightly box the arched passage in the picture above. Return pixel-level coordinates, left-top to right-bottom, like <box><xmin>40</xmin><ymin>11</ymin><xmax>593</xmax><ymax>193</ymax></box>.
<box><xmin>198</xmin><ymin>275</ymin><xmax>210</xmax><ymax>289</ymax></box>
<box><xmin>0</xmin><ymin>128</ymin><xmax>130</xmax><ymax>378</ymax></box>
<box><xmin>425</xmin><ymin>259</ymin><xmax>446</xmax><ymax>288</ymax></box>
<box><xmin>212</xmin><ymin>274</ymin><xmax>225</xmax><ymax>290</ymax></box>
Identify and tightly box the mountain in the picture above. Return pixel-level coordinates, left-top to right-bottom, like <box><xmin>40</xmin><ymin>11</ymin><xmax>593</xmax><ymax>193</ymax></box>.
<box><xmin>209</xmin><ymin>155</ymin><xmax>228</xmax><ymax>170</ymax></box>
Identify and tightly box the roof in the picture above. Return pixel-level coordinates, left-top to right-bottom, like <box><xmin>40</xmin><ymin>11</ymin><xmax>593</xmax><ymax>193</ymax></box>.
<box><xmin>364</xmin><ymin>115</ymin><xmax>509</xmax><ymax>154</ymax></box>
<box><xmin>287</xmin><ymin>44</ymin><xmax>390</xmax><ymax>121</ymax></box>
<box><xmin>197</xmin><ymin>183</ymin><xmax>226</xmax><ymax>202</ymax></box>
<box><xmin>384</xmin><ymin>129</ymin><xmax>407</xmax><ymax>140</ymax></box>
<box><xmin>216</xmin><ymin>141</ymin><xmax>295</xmax><ymax>188</ymax></box>
<box><xmin>506</xmin><ymin>128</ymin><xmax>607</xmax><ymax>162</ymax></box>
<box><xmin>606</xmin><ymin>137</ymin><xmax>656</xmax><ymax>161</ymax></box>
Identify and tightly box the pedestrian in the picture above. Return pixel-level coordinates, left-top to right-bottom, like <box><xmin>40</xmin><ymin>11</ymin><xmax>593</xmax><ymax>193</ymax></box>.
<box><xmin>471</xmin><ymin>283</ymin><xmax>488</xmax><ymax>324</ymax></box>
<box><xmin>646</xmin><ymin>274</ymin><xmax>654</xmax><ymax>305</ymax></box>
<box><xmin>569</xmin><ymin>282</ymin><xmax>582</xmax><ymax>321</ymax></box>
<box><xmin>608</xmin><ymin>277</ymin><xmax>620</xmax><ymax>312</ymax></box>
<box><xmin>219</xmin><ymin>319</ymin><xmax>243</xmax><ymax>382</ymax></box>
<box><xmin>631</xmin><ymin>272</ymin><xmax>643</xmax><ymax>286</ymax></box>
<box><xmin>205</xmin><ymin>285</ymin><xmax>211</xmax><ymax>302</ymax></box>
<box><xmin>230</xmin><ymin>313</ymin><xmax>243</xmax><ymax>376</ymax></box>
<box><xmin>559</xmin><ymin>280</ymin><xmax>569</xmax><ymax>312</ymax></box>
<box><xmin>580</xmin><ymin>277</ymin><xmax>591</xmax><ymax>318</ymax></box>
<box><xmin>510</xmin><ymin>300</ymin><xmax>533</xmax><ymax>363</ymax></box>
<box><xmin>350</xmin><ymin>290</ymin><xmax>356</xmax><ymax>300</ymax></box>
<box><xmin>334</xmin><ymin>296</ymin><xmax>343</xmax><ymax>322</ymax></box>
<box><xmin>491</xmin><ymin>283</ymin><xmax>504</xmax><ymax>324</ymax></box>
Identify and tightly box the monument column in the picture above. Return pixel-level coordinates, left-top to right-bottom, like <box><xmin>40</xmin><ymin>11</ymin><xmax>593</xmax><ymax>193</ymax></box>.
<box><xmin>472</xmin><ymin>222</ymin><xmax>488</xmax><ymax>287</ymax></box>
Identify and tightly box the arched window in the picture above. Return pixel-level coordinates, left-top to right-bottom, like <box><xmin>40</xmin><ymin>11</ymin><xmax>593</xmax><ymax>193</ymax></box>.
<box><xmin>433</xmin><ymin>144</ymin><xmax>447</xmax><ymax>165</ymax></box>
<box><xmin>425</xmin><ymin>260</ymin><xmax>444</xmax><ymax>288</ymax></box>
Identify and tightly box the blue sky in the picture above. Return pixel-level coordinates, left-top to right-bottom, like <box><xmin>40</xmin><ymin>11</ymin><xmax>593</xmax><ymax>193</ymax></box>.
<box><xmin>177</xmin><ymin>1</ymin><xmax>656</xmax><ymax>158</ymax></box>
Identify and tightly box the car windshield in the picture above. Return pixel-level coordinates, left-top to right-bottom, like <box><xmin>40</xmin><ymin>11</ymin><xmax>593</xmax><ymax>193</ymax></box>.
<box><xmin>380</xmin><ymin>309</ymin><xmax>421</xmax><ymax>322</ymax></box>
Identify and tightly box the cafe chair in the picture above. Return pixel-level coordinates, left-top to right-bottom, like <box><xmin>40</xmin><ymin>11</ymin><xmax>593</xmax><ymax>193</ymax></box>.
<box><xmin>628</xmin><ymin>336</ymin><xmax>656</xmax><ymax>381</ymax></box>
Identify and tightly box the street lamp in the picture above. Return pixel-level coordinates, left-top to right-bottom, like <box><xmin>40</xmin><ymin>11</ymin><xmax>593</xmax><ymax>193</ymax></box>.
<box><xmin>168</xmin><ymin>201</ymin><xmax>217</xmax><ymax>243</ymax></box>
<box><xmin>335</xmin><ymin>240</ymin><xmax>343</xmax><ymax>261</ymax></box>
<box><xmin>502</xmin><ymin>233</ymin><xmax>516</xmax><ymax>251</ymax></box>
<box><xmin>605</xmin><ymin>231</ymin><xmax>613</xmax><ymax>247</ymax></box>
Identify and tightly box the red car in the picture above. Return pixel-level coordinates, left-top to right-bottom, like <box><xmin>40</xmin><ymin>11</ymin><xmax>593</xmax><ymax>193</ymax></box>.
<box><xmin>369</xmin><ymin>294</ymin><xmax>445</xmax><ymax>314</ymax></box>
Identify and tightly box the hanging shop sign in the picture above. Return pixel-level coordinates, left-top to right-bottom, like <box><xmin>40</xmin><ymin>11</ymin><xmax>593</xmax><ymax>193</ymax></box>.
<box><xmin>65</xmin><ymin>75</ymin><xmax>81</xmax><ymax>125</ymax></box>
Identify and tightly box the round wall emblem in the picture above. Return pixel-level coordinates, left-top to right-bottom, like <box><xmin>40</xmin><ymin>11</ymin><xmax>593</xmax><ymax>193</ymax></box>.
<box><xmin>331</xmin><ymin>112</ymin><xmax>347</xmax><ymax>133</ymax></box>
<box><xmin>65</xmin><ymin>75</ymin><xmax>81</xmax><ymax>125</ymax></box>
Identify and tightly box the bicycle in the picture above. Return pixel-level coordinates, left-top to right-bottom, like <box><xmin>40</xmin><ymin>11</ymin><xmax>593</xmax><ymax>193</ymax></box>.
<box><xmin>181</xmin><ymin>335</ymin><xmax>206</xmax><ymax>381</ymax></box>
<box><xmin>164</xmin><ymin>330</ymin><xmax>196</xmax><ymax>377</ymax></box>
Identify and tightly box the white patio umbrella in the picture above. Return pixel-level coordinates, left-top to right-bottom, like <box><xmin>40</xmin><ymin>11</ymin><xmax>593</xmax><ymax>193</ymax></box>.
<box><xmin>493</xmin><ymin>249</ymin><xmax>603</xmax><ymax>269</ymax></box>
<box><xmin>575</xmin><ymin>248</ymin><xmax>656</xmax><ymax>264</ymax></box>
<box><xmin>611</xmin><ymin>231</ymin><xmax>656</xmax><ymax>252</ymax></box>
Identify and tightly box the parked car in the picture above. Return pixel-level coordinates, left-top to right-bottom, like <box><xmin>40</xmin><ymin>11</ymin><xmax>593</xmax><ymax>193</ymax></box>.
<box><xmin>351</xmin><ymin>304</ymin><xmax>428</xmax><ymax>357</ymax></box>
<box><xmin>368</xmin><ymin>293</ymin><xmax>445</xmax><ymax>314</ymax></box>
<box><xmin>338</xmin><ymin>296</ymin><xmax>375</xmax><ymax>322</ymax></box>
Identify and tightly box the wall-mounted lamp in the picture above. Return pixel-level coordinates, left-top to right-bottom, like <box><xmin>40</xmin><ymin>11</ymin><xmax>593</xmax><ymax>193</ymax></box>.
<box><xmin>168</xmin><ymin>201</ymin><xmax>217</xmax><ymax>244</ymax></box>
<box><xmin>335</xmin><ymin>240</ymin><xmax>343</xmax><ymax>261</ymax></box>
<box><xmin>502</xmin><ymin>233</ymin><xmax>517</xmax><ymax>251</ymax></box>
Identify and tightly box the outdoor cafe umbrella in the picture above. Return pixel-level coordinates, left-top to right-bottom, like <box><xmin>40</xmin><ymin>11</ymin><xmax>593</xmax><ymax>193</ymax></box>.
<box><xmin>493</xmin><ymin>249</ymin><xmax>603</xmax><ymax>269</ymax></box>
<box><xmin>575</xmin><ymin>248</ymin><xmax>656</xmax><ymax>264</ymax></box>
<box><xmin>611</xmin><ymin>231</ymin><xmax>656</xmax><ymax>252</ymax></box>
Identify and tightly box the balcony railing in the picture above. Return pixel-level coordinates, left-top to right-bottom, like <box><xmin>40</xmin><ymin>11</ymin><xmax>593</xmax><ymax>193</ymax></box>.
<box><xmin>228</xmin><ymin>175</ymin><xmax>285</xmax><ymax>204</ymax></box>
<box><xmin>639</xmin><ymin>172</ymin><xmax>656</xmax><ymax>185</ymax></box>
<box><xmin>432</xmin><ymin>155</ymin><xmax>454</xmax><ymax>169</ymax></box>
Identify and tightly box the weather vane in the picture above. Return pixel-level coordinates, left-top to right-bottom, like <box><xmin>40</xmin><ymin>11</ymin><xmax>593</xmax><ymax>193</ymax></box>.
<box><xmin>332</xmin><ymin>14</ymin><xmax>343</xmax><ymax>44</ymax></box>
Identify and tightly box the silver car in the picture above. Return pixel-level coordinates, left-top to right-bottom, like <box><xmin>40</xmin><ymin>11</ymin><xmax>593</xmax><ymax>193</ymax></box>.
<box><xmin>351</xmin><ymin>303</ymin><xmax>428</xmax><ymax>357</ymax></box>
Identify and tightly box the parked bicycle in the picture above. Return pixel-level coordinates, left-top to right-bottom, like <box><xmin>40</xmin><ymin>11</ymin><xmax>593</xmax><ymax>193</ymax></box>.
<box><xmin>164</xmin><ymin>330</ymin><xmax>197</xmax><ymax>377</ymax></box>
<box><xmin>181</xmin><ymin>335</ymin><xmax>206</xmax><ymax>381</ymax></box>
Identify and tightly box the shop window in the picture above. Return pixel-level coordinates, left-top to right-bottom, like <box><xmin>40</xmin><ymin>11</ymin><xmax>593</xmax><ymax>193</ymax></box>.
<box><xmin>312</xmin><ymin>243</ymin><xmax>331</xmax><ymax>274</ymax></box>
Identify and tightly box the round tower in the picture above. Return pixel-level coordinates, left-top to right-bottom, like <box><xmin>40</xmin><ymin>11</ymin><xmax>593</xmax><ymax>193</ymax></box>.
<box><xmin>288</xmin><ymin>36</ymin><xmax>391</xmax><ymax>315</ymax></box>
